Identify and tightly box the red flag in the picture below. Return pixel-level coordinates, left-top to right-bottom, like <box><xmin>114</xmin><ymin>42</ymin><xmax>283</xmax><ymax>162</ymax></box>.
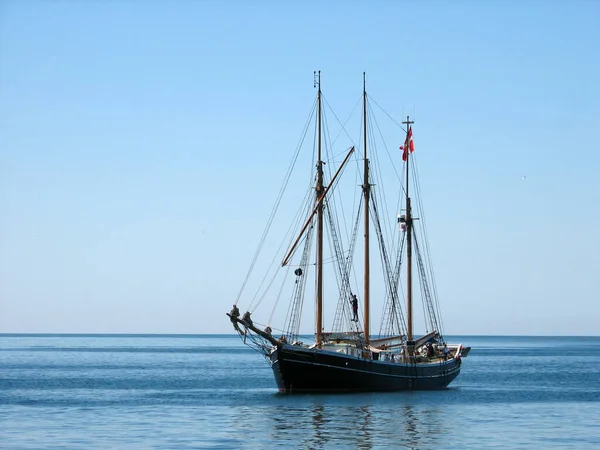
<box><xmin>400</xmin><ymin>126</ymin><xmax>414</xmax><ymax>161</ymax></box>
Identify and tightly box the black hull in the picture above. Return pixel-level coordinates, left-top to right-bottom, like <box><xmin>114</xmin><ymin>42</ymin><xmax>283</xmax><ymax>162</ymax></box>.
<box><xmin>270</xmin><ymin>344</ymin><xmax>461</xmax><ymax>393</ymax></box>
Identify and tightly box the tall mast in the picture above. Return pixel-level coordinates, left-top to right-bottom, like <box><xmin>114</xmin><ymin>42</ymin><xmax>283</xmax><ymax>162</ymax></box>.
<box><xmin>403</xmin><ymin>116</ymin><xmax>414</xmax><ymax>344</ymax></box>
<box><xmin>315</xmin><ymin>71</ymin><xmax>324</xmax><ymax>346</ymax></box>
<box><xmin>362</xmin><ymin>72</ymin><xmax>370</xmax><ymax>346</ymax></box>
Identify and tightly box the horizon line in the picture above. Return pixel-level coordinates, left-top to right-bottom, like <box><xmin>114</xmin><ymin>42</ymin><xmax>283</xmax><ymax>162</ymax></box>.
<box><xmin>1</xmin><ymin>332</ymin><xmax>599</xmax><ymax>338</ymax></box>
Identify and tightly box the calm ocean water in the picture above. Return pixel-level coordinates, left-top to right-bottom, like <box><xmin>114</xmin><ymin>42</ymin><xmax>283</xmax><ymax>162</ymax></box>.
<box><xmin>1</xmin><ymin>334</ymin><xmax>599</xmax><ymax>449</ymax></box>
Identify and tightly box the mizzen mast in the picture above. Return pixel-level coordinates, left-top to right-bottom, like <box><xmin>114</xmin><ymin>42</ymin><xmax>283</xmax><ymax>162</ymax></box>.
<box><xmin>315</xmin><ymin>71</ymin><xmax>324</xmax><ymax>346</ymax></box>
<box><xmin>403</xmin><ymin>116</ymin><xmax>415</xmax><ymax>346</ymax></box>
<box><xmin>362</xmin><ymin>73</ymin><xmax>371</xmax><ymax>346</ymax></box>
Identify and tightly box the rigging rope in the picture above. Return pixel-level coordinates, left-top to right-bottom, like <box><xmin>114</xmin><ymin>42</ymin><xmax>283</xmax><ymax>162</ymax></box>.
<box><xmin>237</xmin><ymin>88</ymin><xmax>447</xmax><ymax>349</ymax></box>
<box><xmin>322</xmin><ymin>94</ymin><xmax>360</xmax><ymax>149</ymax></box>
<box><xmin>410</xmin><ymin>153</ymin><xmax>445</xmax><ymax>336</ymax></box>
<box><xmin>369</xmin><ymin>95</ymin><xmax>407</xmax><ymax>133</ymax></box>
<box><xmin>248</xmin><ymin>172</ymin><xmax>315</xmax><ymax>312</ymax></box>
<box><xmin>235</xmin><ymin>98</ymin><xmax>318</xmax><ymax>306</ymax></box>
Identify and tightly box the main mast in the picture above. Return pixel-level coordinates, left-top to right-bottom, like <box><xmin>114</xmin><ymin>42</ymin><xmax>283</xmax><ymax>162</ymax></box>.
<box><xmin>315</xmin><ymin>71</ymin><xmax>324</xmax><ymax>346</ymax></box>
<box><xmin>403</xmin><ymin>116</ymin><xmax>415</xmax><ymax>345</ymax></box>
<box><xmin>362</xmin><ymin>73</ymin><xmax>370</xmax><ymax>346</ymax></box>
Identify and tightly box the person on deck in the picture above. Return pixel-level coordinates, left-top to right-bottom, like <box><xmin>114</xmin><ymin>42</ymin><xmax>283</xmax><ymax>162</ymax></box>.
<box><xmin>426</xmin><ymin>342</ymin><xmax>435</xmax><ymax>358</ymax></box>
<box><xmin>442</xmin><ymin>344</ymin><xmax>450</xmax><ymax>360</ymax></box>
<box><xmin>242</xmin><ymin>311</ymin><xmax>253</xmax><ymax>327</ymax></box>
<box><xmin>230</xmin><ymin>304</ymin><xmax>241</xmax><ymax>332</ymax></box>
<box><xmin>350</xmin><ymin>294</ymin><xmax>359</xmax><ymax>322</ymax></box>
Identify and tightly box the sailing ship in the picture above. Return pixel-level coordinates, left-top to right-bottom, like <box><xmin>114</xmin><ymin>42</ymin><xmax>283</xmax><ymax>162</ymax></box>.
<box><xmin>227</xmin><ymin>72</ymin><xmax>469</xmax><ymax>393</ymax></box>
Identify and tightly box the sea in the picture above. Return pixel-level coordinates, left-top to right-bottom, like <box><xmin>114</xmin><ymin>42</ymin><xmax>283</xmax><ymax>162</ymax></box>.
<box><xmin>1</xmin><ymin>335</ymin><xmax>599</xmax><ymax>449</ymax></box>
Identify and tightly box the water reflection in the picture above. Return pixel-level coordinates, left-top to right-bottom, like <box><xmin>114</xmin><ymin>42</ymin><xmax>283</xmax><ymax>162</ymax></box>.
<box><xmin>404</xmin><ymin>404</ymin><xmax>419</xmax><ymax>447</ymax></box>
<box><xmin>308</xmin><ymin>404</ymin><xmax>331</xmax><ymax>448</ymax></box>
<box><xmin>246</xmin><ymin>394</ymin><xmax>450</xmax><ymax>449</ymax></box>
<box><xmin>358</xmin><ymin>405</ymin><xmax>373</xmax><ymax>449</ymax></box>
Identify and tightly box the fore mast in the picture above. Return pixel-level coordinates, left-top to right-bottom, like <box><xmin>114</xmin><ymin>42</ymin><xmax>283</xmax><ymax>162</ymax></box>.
<box><xmin>315</xmin><ymin>71</ymin><xmax>324</xmax><ymax>347</ymax></box>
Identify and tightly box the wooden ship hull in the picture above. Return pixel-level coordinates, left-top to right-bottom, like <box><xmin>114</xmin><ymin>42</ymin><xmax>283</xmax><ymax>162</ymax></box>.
<box><xmin>270</xmin><ymin>344</ymin><xmax>461</xmax><ymax>393</ymax></box>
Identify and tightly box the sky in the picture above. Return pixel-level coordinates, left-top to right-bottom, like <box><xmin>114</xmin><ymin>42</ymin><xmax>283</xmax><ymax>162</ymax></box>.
<box><xmin>1</xmin><ymin>0</ymin><xmax>599</xmax><ymax>336</ymax></box>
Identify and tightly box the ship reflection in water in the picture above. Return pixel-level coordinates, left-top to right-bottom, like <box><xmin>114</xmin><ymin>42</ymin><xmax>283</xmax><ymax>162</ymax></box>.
<box><xmin>242</xmin><ymin>395</ymin><xmax>454</xmax><ymax>449</ymax></box>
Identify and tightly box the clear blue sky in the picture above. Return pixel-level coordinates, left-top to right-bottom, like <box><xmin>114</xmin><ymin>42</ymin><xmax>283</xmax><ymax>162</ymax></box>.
<box><xmin>1</xmin><ymin>0</ymin><xmax>598</xmax><ymax>335</ymax></box>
